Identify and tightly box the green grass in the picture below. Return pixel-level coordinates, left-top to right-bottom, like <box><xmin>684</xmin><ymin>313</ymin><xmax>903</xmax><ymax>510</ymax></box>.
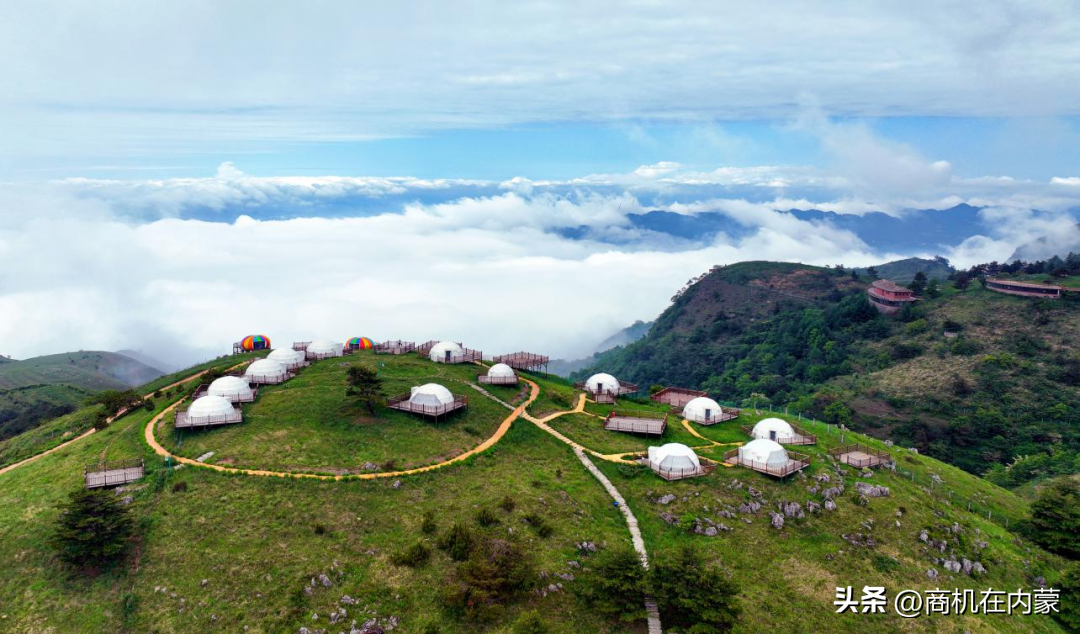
<box><xmin>161</xmin><ymin>354</ymin><xmax>516</xmax><ymax>474</ymax></box>
<box><xmin>523</xmin><ymin>372</ymin><xmax>579</xmax><ymax>418</ymax></box>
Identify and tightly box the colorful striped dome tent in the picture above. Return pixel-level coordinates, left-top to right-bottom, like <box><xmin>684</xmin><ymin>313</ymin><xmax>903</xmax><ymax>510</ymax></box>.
<box><xmin>241</xmin><ymin>335</ymin><xmax>271</xmax><ymax>351</ymax></box>
<box><xmin>346</xmin><ymin>336</ymin><xmax>374</xmax><ymax>350</ymax></box>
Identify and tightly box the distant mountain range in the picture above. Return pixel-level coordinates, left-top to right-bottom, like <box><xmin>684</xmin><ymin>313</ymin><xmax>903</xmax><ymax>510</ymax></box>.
<box><xmin>0</xmin><ymin>351</ymin><xmax>164</xmax><ymax>441</ymax></box>
<box><xmin>548</xmin><ymin>320</ymin><xmax>654</xmax><ymax>376</ymax></box>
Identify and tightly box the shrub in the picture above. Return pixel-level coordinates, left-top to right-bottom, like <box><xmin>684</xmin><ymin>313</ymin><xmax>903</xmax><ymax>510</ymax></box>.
<box><xmin>511</xmin><ymin>609</ymin><xmax>550</xmax><ymax>634</ymax></box>
<box><xmin>314</xmin><ymin>523</ymin><xmax>327</xmax><ymax>536</ymax></box>
<box><xmin>381</xmin><ymin>460</ymin><xmax>396</xmax><ymax>472</ymax></box>
<box><xmin>498</xmin><ymin>495</ymin><xmax>516</xmax><ymax>512</ymax></box>
<box><xmin>442</xmin><ymin>538</ymin><xmax>534</xmax><ymax>622</ymax></box>
<box><xmin>50</xmin><ymin>488</ymin><xmax>134</xmax><ymax>568</ymax></box>
<box><xmin>171</xmin><ymin>481</ymin><xmax>188</xmax><ymax>493</ymax></box>
<box><xmin>421</xmin><ymin>510</ymin><xmax>438</xmax><ymax>534</ymax></box>
<box><xmin>93</xmin><ymin>410</ymin><xmax>110</xmax><ymax>431</ymax></box>
<box><xmin>476</xmin><ymin>507</ymin><xmax>499</xmax><ymax>527</ymax></box>
<box><xmin>1054</xmin><ymin>564</ymin><xmax>1080</xmax><ymax>632</ymax></box>
<box><xmin>438</xmin><ymin>522</ymin><xmax>476</xmax><ymax>561</ymax></box>
<box><xmin>391</xmin><ymin>541</ymin><xmax>432</xmax><ymax>567</ymax></box>
<box><xmin>651</xmin><ymin>545</ymin><xmax>740</xmax><ymax>633</ymax></box>
<box><xmin>523</xmin><ymin>513</ymin><xmax>554</xmax><ymax>538</ymax></box>
<box><xmin>1026</xmin><ymin>478</ymin><xmax>1080</xmax><ymax>559</ymax></box>
<box><xmin>574</xmin><ymin>545</ymin><xmax>646</xmax><ymax>621</ymax></box>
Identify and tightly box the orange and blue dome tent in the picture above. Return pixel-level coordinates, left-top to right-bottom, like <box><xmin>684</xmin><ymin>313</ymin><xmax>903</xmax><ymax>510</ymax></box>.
<box><xmin>241</xmin><ymin>334</ymin><xmax>271</xmax><ymax>351</ymax></box>
<box><xmin>346</xmin><ymin>337</ymin><xmax>374</xmax><ymax>350</ymax></box>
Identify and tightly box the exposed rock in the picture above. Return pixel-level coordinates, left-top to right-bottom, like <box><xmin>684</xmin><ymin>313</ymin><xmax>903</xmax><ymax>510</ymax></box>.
<box><xmin>841</xmin><ymin>532</ymin><xmax>876</xmax><ymax>548</ymax></box>
<box><xmin>884</xmin><ymin>440</ymin><xmax>893</xmax><ymax>447</ymax></box>
<box><xmin>747</xmin><ymin>486</ymin><xmax>762</xmax><ymax>498</ymax></box>
<box><xmin>362</xmin><ymin>462</ymin><xmax>380</xmax><ymax>472</ymax></box>
<box><xmin>821</xmin><ymin>486</ymin><xmax>843</xmax><ymax>500</ymax></box>
<box><xmin>943</xmin><ymin>560</ymin><xmax>961</xmax><ymax>574</ymax></box>
<box><xmin>576</xmin><ymin>541</ymin><xmax>598</xmax><ymax>554</ymax></box>
<box><xmin>824</xmin><ymin>500</ymin><xmax>836</xmax><ymax>511</ymax></box>
<box><xmin>926</xmin><ymin>568</ymin><xmax>938</xmax><ymax>580</ymax></box>
<box><xmin>200</xmin><ymin>579</ymin><xmax>208</xmax><ymax>587</ymax></box>
<box><xmin>807</xmin><ymin>501</ymin><xmax>821</xmax><ymax>513</ymax></box>
<box><xmin>859</xmin><ymin>469</ymin><xmax>874</xmax><ymax>478</ymax></box>
<box><xmin>318</xmin><ymin>573</ymin><xmax>333</xmax><ymax>588</ymax></box>
<box><xmin>120</xmin><ymin>496</ymin><xmax>134</xmax><ymax>506</ymax></box>
<box><xmin>769</xmin><ymin>511</ymin><xmax>785</xmax><ymax>530</ymax></box>
<box><xmin>856</xmin><ymin>494</ymin><xmax>869</xmax><ymax>506</ymax></box>
<box><xmin>781</xmin><ymin>501</ymin><xmax>804</xmax><ymax>519</ymax></box>
<box><xmin>814</xmin><ymin>473</ymin><xmax>831</xmax><ymax>483</ymax></box>
<box><xmin>717</xmin><ymin>509</ymin><xmax>735</xmax><ymax>519</ymax></box>
<box><xmin>659</xmin><ymin>512</ymin><xmax>679</xmax><ymax>525</ymax></box>
<box><xmin>391</xmin><ymin>480</ymin><xmax>402</xmax><ymax>489</ymax></box>
<box><xmin>930</xmin><ymin>474</ymin><xmax>944</xmax><ymax>484</ymax></box>
<box><xmin>738</xmin><ymin>501</ymin><xmax>761</xmax><ymax>514</ymax></box>
<box><xmin>340</xmin><ymin>595</ymin><xmax>357</xmax><ymax>605</ymax></box>
<box><xmin>854</xmin><ymin>483</ymin><xmax>890</xmax><ymax>498</ymax></box>
<box><xmin>567</xmin><ymin>560</ymin><xmax>581</xmax><ymax>569</ymax></box>
<box><xmin>655</xmin><ymin>494</ymin><xmax>676</xmax><ymax>505</ymax></box>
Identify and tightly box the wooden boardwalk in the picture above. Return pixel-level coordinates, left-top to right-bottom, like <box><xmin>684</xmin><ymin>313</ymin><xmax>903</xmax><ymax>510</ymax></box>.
<box><xmin>85</xmin><ymin>463</ymin><xmax>144</xmax><ymax>489</ymax></box>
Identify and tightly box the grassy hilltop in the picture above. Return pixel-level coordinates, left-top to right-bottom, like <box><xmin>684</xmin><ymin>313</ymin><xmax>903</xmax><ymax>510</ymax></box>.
<box><xmin>0</xmin><ymin>349</ymin><xmax>1069</xmax><ymax>633</ymax></box>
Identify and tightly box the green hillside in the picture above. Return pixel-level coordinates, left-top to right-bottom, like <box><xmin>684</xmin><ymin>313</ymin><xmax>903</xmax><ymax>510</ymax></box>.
<box><xmin>0</xmin><ymin>351</ymin><xmax>164</xmax><ymax>441</ymax></box>
<box><xmin>575</xmin><ymin>262</ymin><xmax>1080</xmax><ymax>482</ymax></box>
<box><xmin>855</xmin><ymin>256</ymin><xmax>955</xmax><ymax>283</ymax></box>
<box><xmin>0</xmin><ymin>350</ymin><xmax>1068</xmax><ymax>632</ymax></box>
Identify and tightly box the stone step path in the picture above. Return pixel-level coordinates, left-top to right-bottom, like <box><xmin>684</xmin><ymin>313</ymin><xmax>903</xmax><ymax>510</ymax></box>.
<box><xmin>572</xmin><ymin>447</ymin><xmax>662</xmax><ymax>633</ymax></box>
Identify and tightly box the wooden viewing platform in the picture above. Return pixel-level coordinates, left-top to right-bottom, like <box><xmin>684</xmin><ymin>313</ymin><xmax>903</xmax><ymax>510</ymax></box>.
<box><xmin>695</xmin><ymin>409</ymin><xmax>741</xmax><ymax>425</ymax></box>
<box><xmin>985</xmin><ymin>278</ymin><xmax>1065</xmax><ymax>299</ymax></box>
<box><xmin>649</xmin><ymin>460</ymin><xmax>717</xmax><ymax>481</ymax></box>
<box><xmin>829</xmin><ymin>444</ymin><xmax>890</xmax><ymax>468</ymax></box>
<box><xmin>477</xmin><ymin>373</ymin><xmax>519</xmax><ymax>385</ymax></box>
<box><xmin>604</xmin><ymin>410</ymin><xmax>668</xmax><ymax>436</ymax></box>
<box><xmin>650</xmin><ymin>386</ymin><xmax>707</xmax><ymax>410</ymax></box>
<box><xmin>741</xmin><ymin>423</ymin><xmax>816</xmax><ymax>445</ymax></box>
<box><xmin>375</xmin><ymin>340</ymin><xmax>416</xmax><ymax>355</ymax></box>
<box><xmin>85</xmin><ymin>459</ymin><xmax>144</xmax><ymax>489</ymax></box>
<box><xmin>432</xmin><ymin>348</ymin><xmax>483</xmax><ymax>364</ymax></box>
<box><xmin>175</xmin><ymin>406</ymin><xmax>243</xmax><ymax>429</ymax></box>
<box><xmin>193</xmin><ymin>381</ymin><xmax>258</xmax><ymax>403</ymax></box>
<box><xmin>576</xmin><ymin>381</ymin><xmax>640</xmax><ymax>404</ymax></box>
<box><xmin>493</xmin><ymin>351</ymin><xmax>549</xmax><ymax>372</ymax></box>
<box><xmin>292</xmin><ymin>341</ymin><xmax>311</xmax><ymax>352</ymax></box>
<box><xmin>386</xmin><ymin>392</ymin><xmax>468</xmax><ymax>419</ymax></box>
<box><xmin>416</xmin><ymin>340</ymin><xmax>439</xmax><ymax>355</ymax></box>
<box><xmin>723</xmin><ymin>448</ymin><xmax>810</xmax><ymax>478</ymax></box>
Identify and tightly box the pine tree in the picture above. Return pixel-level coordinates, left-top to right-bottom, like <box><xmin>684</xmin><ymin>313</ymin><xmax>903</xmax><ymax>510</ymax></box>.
<box><xmin>50</xmin><ymin>488</ymin><xmax>134</xmax><ymax>568</ymax></box>
<box><xmin>651</xmin><ymin>545</ymin><xmax>740</xmax><ymax>633</ymax></box>
<box><xmin>575</xmin><ymin>546</ymin><xmax>647</xmax><ymax>621</ymax></box>
<box><xmin>910</xmin><ymin>271</ymin><xmax>928</xmax><ymax>295</ymax></box>
<box><xmin>345</xmin><ymin>365</ymin><xmax>384</xmax><ymax>415</ymax></box>
<box><xmin>1027</xmin><ymin>478</ymin><xmax>1080</xmax><ymax>559</ymax></box>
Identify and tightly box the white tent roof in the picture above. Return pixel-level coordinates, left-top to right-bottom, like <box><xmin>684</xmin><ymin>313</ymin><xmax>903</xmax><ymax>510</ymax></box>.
<box><xmin>188</xmin><ymin>395</ymin><xmax>236</xmax><ymax>418</ymax></box>
<box><xmin>584</xmin><ymin>372</ymin><xmax>620</xmax><ymax>393</ymax></box>
<box><xmin>245</xmin><ymin>358</ymin><xmax>287</xmax><ymax>379</ymax></box>
<box><xmin>487</xmin><ymin>363</ymin><xmax>516</xmax><ymax>378</ymax></box>
<box><xmin>738</xmin><ymin>439</ymin><xmax>789</xmax><ymax>467</ymax></box>
<box><xmin>429</xmin><ymin>341</ymin><xmax>464</xmax><ymax>362</ymax></box>
<box><xmin>410</xmin><ymin>383</ymin><xmax>454</xmax><ymax>406</ymax></box>
<box><xmin>751</xmin><ymin>417</ymin><xmax>795</xmax><ymax>441</ymax></box>
<box><xmin>682</xmin><ymin>396</ymin><xmax>722</xmax><ymax>423</ymax></box>
<box><xmin>647</xmin><ymin>443</ymin><xmax>701</xmax><ymax>471</ymax></box>
<box><xmin>307</xmin><ymin>339</ymin><xmax>342</xmax><ymax>355</ymax></box>
<box><xmin>267</xmin><ymin>347</ymin><xmax>305</xmax><ymax>364</ymax></box>
<box><xmin>207</xmin><ymin>375</ymin><xmax>253</xmax><ymax>399</ymax></box>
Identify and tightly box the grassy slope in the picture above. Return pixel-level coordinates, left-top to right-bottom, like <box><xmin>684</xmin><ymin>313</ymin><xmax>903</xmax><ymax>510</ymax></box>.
<box><xmin>0</xmin><ymin>352</ymin><xmax>1068</xmax><ymax>633</ymax></box>
<box><xmin>160</xmin><ymin>353</ymin><xmax>516</xmax><ymax>474</ymax></box>
<box><xmin>0</xmin><ymin>354</ymin><xmax>254</xmax><ymax>470</ymax></box>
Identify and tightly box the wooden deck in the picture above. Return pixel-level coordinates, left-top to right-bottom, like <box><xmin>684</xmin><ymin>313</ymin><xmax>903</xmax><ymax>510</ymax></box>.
<box><xmin>694</xmin><ymin>409</ymin><xmax>740</xmax><ymax>426</ymax></box>
<box><xmin>741</xmin><ymin>423</ymin><xmax>816</xmax><ymax>445</ymax></box>
<box><xmin>292</xmin><ymin>341</ymin><xmax>311</xmax><ymax>351</ymax></box>
<box><xmin>375</xmin><ymin>340</ymin><xmax>416</xmax><ymax>355</ymax></box>
<box><xmin>650</xmin><ymin>386</ymin><xmax>707</xmax><ymax>409</ymax></box>
<box><xmin>477</xmin><ymin>374</ymin><xmax>518</xmax><ymax>385</ymax></box>
<box><xmin>193</xmin><ymin>382</ymin><xmax>257</xmax><ymax>403</ymax></box>
<box><xmin>85</xmin><ymin>459</ymin><xmax>144</xmax><ymax>489</ymax></box>
<box><xmin>604</xmin><ymin>410</ymin><xmax>668</xmax><ymax>436</ymax></box>
<box><xmin>175</xmin><ymin>406</ymin><xmax>243</xmax><ymax>429</ymax></box>
<box><xmin>829</xmin><ymin>444</ymin><xmax>890</xmax><ymax>468</ymax></box>
<box><xmin>723</xmin><ymin>448</ymin><xmax>810</xmax><ymax>478</ymax></box>
<box><xmin>386</xmin><ymin>392</ymin><xmax>468</xmax><ymax>419</ymax></box>
<box><xmin>415</xmin><ymin>340</ymin><xmax>439</xmax><ymax>356</ymax></box>
<box><xmin>576</xmin><ymin>380</ymin><xmax>640</xmax><ymax>404</ymax></box>
<box><xmin>432</xmin><ymin>348</ymin><xmax>483</xmax><ymax>364</ymax></box>
<box><xmin>649</xmin><ymin>461</ymin><xmax>716</xmax><ymax>481</ymax></box>
<box><xmin>493</xmin><ymin>351</ymin><xmax>549</xmax><ymax>372</ymax></box>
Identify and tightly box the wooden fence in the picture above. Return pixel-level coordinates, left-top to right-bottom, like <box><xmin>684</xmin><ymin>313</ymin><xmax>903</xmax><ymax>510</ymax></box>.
<box><xmin>376</xmin><ymin>340</ymin><xmax>416</xmax><ymax>355</ymax></box>
<box><xmin>386</xmin><ymin>392</ymin><xmax>468</xmax><ymax>419</ymax></box>
<box><xmin>604</xmin><ymin>410</ymin><xmax>668</xmax><ymax>435</ymax></box>
<box><xmin>84</xmin><ymin>458</ymin><xmax>145</xmax><ymax>489</ymax></box>
<box><xmin>477</xmin><ymin>374</ymin><xmax>519</xmax><ymax>385</ymax></box>
<box><xmin>650</xmin><ymin>461</ymin><xmax>717</xmax><ymax>481</ymax></box>
<box><xmin>829</xmin><ymin>443</ymin><xmax>891</xmax><ymax>468</ymax></box>
<box><xmin>723</xmin><ymin>448</ymin><xmax>810</xmax><ymax>478</ymax></box>
<box><xmin>740</xmin><ymin>423</ymin><xmax>816</xmax><ymax>445</ymax></box>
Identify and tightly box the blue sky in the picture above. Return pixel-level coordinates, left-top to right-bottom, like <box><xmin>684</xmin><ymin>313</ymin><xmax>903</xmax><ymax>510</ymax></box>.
<box><xmin>2</xmin><ymin>1</ymin><xmax>1080</xmax><ymax>364</ymax></box>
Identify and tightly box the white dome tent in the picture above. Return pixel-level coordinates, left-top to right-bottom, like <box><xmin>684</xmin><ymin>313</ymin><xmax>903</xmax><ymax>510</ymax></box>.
<box><xmin>478</xmin><ymin>363</ymin><xmax>518</xmax><ymax>385</ymax></box>
<box><xmin>306</xmin><ymin>339</ymin><xmax>343</xmax><ymax>360</ymax></box>
<box><xmin>244</xmin><ymin>358</ymin><xmax>289</xmax><ymax>385</ymax></box>
<box><xmin>682</xmin><ymin>397</ymin><xmax>724</xmax><ymax>425</ymax></box>
<box><xmin>727</xmin><ymin>438</ymin><xmax>810</xmax><ymax>477</ymax></box>
<box><xmin>428</xmin><ymin>341</ymin><xmax>463</xmax><ymax>362</ymax></box>
<box><xmin>207</xmin><ymin>375</ymin><xmax>255</xmax><ymax>403</ymax></box>
<box><xmin>388</xmin><ymin>382</ymin><xmax>468</xmax><ymax>419</ymax></box>
<box><xmin>175</xmin><ymin>395</ymin><xmax>242</xmax><ymax>428</ymax></box>
<box><xmin>268</xmin><ymin>347</ymin><xmax>306</xmax><ymax>370</ymax></box>
<box><xmin>751</xmin><ymin>418</ymin><xmax>795</xmax><ymax>441</ymax></box>
<box><xmin>646</xmin><ymin>443</ymin><xmax>711</xmax><ymax>480</ymax></box>
<box><xmin>577</xmin><ymin>372</ymin><xmax>639</xmax><ymax>403</ymax></box>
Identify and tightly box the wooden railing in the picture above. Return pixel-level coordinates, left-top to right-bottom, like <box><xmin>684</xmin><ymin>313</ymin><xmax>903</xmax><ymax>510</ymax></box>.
<box><xmin>492</xmin><ymin>352</ymin><xmax>549</xmax><ymax>371</ymax></box>
<box><xmin>84</xmin><ymin>459</ymin><xmax>145</xmax><ymax>488</ymax></box>
<box><xmin>376</xmin><ymin>340</ymin><xmax>416</xmax><ymax>355</ymax></box>
<box><xmin>650</xmin><ymin>386</ymin><xmax>707</xmax><ymax>408</ymax></box>
<box><xmin>650</xmin><ymin>462</ymin><xmax>716</xmax><ymax>481</ymax></box>
<box><xmin>477</xmin><ymin>374</ymin><xmax>518</xmax><ymax>385</ymax></box>
<box><xmin>175</xmin><ymin>407</ymin><xmax>243</xmax><ymax>428</ymax></box>
<box><xmin>829</xmin><ymin>444</ymin><xmax>890</xmax><ymax>468</ymax></box>
<box><xmin>292</xmin><ymin>341</ymin><xmax>311</xmax><ymax>351</ymax></box>
<box><xmin>415</xmin><ymin>340</ymin><xmax>440</xmax><ymax>355</ymax></box>
<box><xmin>740</xmin><ymin>423</ymin><xmax>816</xmax><ymax>445</ymax></box>
<box><xmin>723</xmin><ymin>448</ymin><xmax>810</xmax><ymax>477</ymax></box>
<box><xmin>696</xmin><ymin>409</ymin><xmax>740</xmax><ymax>425</ymax></box>
<box><xmin>431</xmin><ymin>348</ymin><xmax>483</xmax><ymax>364</ymax></box>
<box><xmin>193</xmin><ymin>383</ymin><xmax>258</xmax><ymax>403</ymax></box>
<box><xmin>386</xmin><ymin>392</ymin><xmax>468</xmax><ymax>418</ymax></box>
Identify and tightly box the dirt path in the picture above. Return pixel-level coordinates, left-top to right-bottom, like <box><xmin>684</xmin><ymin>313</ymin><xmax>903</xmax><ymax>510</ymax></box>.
<box><xmin>143</xmin><ymin>377</ymin><xmax>539</xmax><ymax>481</ymax></box>
<box><xmin>0</xmin><ymin>361</ymin><xmax>248</xmax><ymax>478</ymax></box>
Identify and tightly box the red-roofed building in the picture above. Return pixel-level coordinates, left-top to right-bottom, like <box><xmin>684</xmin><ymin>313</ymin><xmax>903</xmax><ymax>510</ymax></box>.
<box><xmin>866</xmin><ymin>279</ymin><xmax>917</xmax><ymax>314</ymax></box>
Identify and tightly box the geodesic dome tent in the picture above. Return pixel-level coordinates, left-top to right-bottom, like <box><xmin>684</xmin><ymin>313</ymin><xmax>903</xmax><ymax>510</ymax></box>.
<box><xmin>428</xmin><ymin>341</ymin><xmax>464</xmax><ymax>362</ymax></box>
<box><xmin>750</xmin><ymin>418</ymin><xmax>796</xmax><ymax>442</ymax></box>
<box><xmin>176</xmin><ymin>394</ymin><xmax>242</xmax><ymax>428</ymax></box>
<box><xmin>409</xmin><ymin>383</ymin><xmax>455</xmax><ymax>407</ymax></box>
<box><xmin>207</xmin><ymin>375</ymin><xmax>255</xmax><ymax>403</ymax></box>
<box><xmin>737</xmin><ymin>439</ymin><xmax>790</xmax><ymax>467</ymax></box>
<box><xmin>682</xmin><ymin>397</ymin><xmax>723</xmax><ymax>424</ymax></box>
<box><xmin>647</xmin><ymin>443</ymin><xmax>701</xmax><ymax>471</ymax></box>
<box><xmin>267</xmin><ymin>347</ymin><xmax>306</xmax><ymax>370</ymax></box>
<box><xmin>487</xmin><ymin>363</ymin><xmax>515</xmax><ymax>379</ymax></box>
<box><xmin>306</xmin><ymin>339</ymin><xmax>343</xmax><ymax>359</ymax></box>
<box><xmin>346</xmin><ymin>337</ymin><xmax>374</xmax><ymax>350</ymax></box>
<box><xmin>583</xmin><ymin>372</ymin><xmax>620</xmax><ymax>395</ymax></box>
<box><xmin>244</xmin><ymin>358</ymin><xmax>289</xmax><ymax>384</ymax></box>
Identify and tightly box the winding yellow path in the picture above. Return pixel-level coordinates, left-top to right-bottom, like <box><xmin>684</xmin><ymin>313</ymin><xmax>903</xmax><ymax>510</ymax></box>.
<box><xmin>144</xmin><ymin>377</ymin><xmax>539</xmax><ymax>481</ymax></box>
